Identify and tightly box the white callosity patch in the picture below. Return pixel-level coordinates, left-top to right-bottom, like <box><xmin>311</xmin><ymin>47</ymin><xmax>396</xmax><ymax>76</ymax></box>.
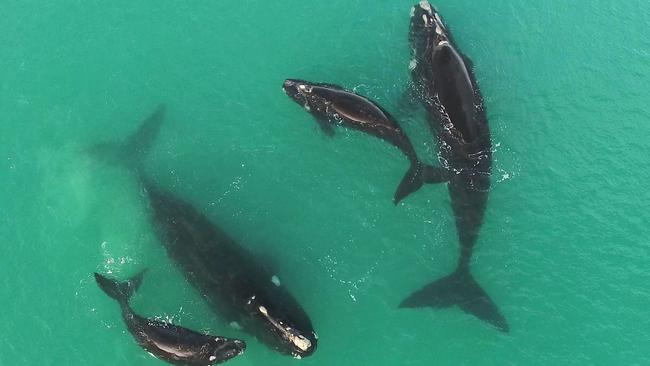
<box><xmin>419</xmin><ymin>0</ymin><xmax>432</xmax><ymax>13</ymax></box>
<box><xmin>410</xmin><ymin>6</ymin><xmax>415</xmax><ymax>17</ymax></box>
<box><xmin>258</xmin><ymin>305</ymin><xmax>268</xmax><ymax>315</ymax></box>
<box><xmin>421</xmin><ymin>14</ymin><xmax>430</xmax><ymax>26</ymax></box>
<box><xmin>288</xmin><ymin>334</ymin><xmax>312</xmax><ymax>353</ymax></box>
<box><xmin>409</xmin><ymin>59</ymin><xmax>418</xmax><ymax>71</ymax></box>
<box><xmin>209</xmin><ymin>356</ymin><xmax>217</xmax><ymax>361</ymax></box>
<box><xmin>271</xmin><ymin>275</ymin><xmax>281</xmax><ymax>287</ymax></box>
<box><xmin>246</xmin><ymin>295</ymin><xmax>256</xmax><ymax>305</ymax></box>
<box><xmin>433</xmin><ymin>12</ymin><xmax>446</xmax><ymax>35</ymax></box>
<box><xmin>257</xmin><ymin>304</ymin><xmax>312</xmax><ymax>356</ymax></box>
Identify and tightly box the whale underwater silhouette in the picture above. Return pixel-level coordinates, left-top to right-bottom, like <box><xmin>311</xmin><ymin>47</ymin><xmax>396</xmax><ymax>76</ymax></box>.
<box><xmin>88</xmin><ymin>106</ymin><xmax>319</xmax><ymax>357</ymax></box>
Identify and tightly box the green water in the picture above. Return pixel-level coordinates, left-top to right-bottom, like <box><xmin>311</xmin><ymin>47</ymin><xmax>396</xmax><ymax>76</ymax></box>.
<box><xmin>2</xmin><ymin>1</ymin><xmax>649</xmax><ymax>365</ymax></box>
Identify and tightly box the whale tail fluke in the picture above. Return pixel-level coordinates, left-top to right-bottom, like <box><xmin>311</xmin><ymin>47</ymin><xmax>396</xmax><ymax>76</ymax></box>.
<box><xmin>399</xmin><ymin>267</ymin><xmax>509</xmax><ymax>332</ymax></box>
<box><xmin>94</xmin><ymin>270</ymin><xmax>147</xmax><ymax>305</ymax></box>
<box><xmin>85</xmin><ymin>104</ymin><xmax>165</xmax><ymax>171</ymax></box>
<box><xmin>394</xmin><ymin>163</ymin><xmax>448</xmax><ymax>204</ymax></box>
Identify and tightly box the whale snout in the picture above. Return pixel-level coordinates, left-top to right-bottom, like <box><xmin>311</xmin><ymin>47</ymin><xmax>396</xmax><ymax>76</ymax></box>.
<box><xmin>282</xmin><ymin>79</ymin><xmax>312</xmax><ymax>106</ymax></box>
<box><xmin>283</xmin><ymin>79</ymin><xmax>297</xmax><ymax>91</ymax></box>
<box><xmin>410</xmin><ymin>1</ymin><xmax>446</xmax><ymax>34</ymax></box>
<box><xmin>286</xmin><ymin>330</ymin><xmax>317</xmax><ymax>359</ymax></box>
<box><xmin>210</xmin><ymin>339</ymin><xmax>246</xmax><ymax>363</ymax></box>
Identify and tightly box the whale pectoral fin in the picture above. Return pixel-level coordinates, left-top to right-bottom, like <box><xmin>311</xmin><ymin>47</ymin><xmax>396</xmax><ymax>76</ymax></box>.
<box><xmin>396</xmin><ymin>87</ymin><xmax>421</xmax><ymax>121</ymax></box>
<box><xmin>422</xmin><ymin>165</ymin><xmax>449</xmax><ymax>184</ymax></box>
<box><xmin>313</xmin><ymin>115</ymin><xmax>335</xmax><ymax>137</ymax></box>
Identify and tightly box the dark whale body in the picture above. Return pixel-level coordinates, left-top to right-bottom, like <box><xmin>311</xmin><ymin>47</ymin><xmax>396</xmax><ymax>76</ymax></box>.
<box><xmin>89</xmin><ymin>106</ymin><xmax>318</xmax><ymax>357</ymax></box>
<box><xmin>94</xmin><ymin>271</ymin><xmax>246</xmax><ymax>365</ymax></box>
<box><xmin>283</xmin><ymin>79</ymin><xmax>447</xmax><ymax>203</ymax></box>
<box><xmin>400</xmin><ymin>1</ymin><xmax>508</xmax><ymax>332</ymax></box>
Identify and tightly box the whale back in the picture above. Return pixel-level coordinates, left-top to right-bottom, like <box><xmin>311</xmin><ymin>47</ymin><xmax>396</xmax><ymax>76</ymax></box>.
<box><xmin>433</xmin><ymin>44</ymin><xmax>479</xmax><ymax>143</ymax></box>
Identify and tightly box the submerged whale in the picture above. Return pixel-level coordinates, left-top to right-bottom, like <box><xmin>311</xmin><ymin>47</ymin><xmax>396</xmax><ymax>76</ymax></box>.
<box><xmin>282</xmin><ymin>79</ymin><xmax>447</xmax><ymax>203</ymax></box>
<box><xmin>94</xmin><ymin>271</ymin><xmax>246</xmax><ymax>365</ymax></box>
<box><xmin>399</xmin><ymin>1</ymin><xmax>508</xmax><ymax>332</ymax></box>
<box><xmin>89</xmin><ymin>106</ymin><xmax>318</xmax><ymax>357</ymax></box>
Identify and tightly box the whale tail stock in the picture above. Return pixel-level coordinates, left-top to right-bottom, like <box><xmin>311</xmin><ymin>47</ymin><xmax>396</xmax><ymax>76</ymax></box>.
<box><xmin>85</xmin><ymin>104</ymin><xmax>165</xmax><ymax>171</ymax></box>
<box><xmin>399</xmin><ymin>266</ymin><xmax>509</xmax><ymax>332</ymax></box>
<box><xmin>394</xmin><ymin>162</ymin><xmax>448</xmax><ymax>204</ymax></box>
<box><xmin>94</xmin><ymin>270</ymin><xmax>147</xmax><ymax>306</ymax></box>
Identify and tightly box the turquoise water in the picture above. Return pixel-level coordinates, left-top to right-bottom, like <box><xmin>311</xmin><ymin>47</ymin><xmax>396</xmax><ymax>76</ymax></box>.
<box><xmin>2</xmin><ymin>1</ymin><xmax>649</xmax><ymax>365</ymax></box>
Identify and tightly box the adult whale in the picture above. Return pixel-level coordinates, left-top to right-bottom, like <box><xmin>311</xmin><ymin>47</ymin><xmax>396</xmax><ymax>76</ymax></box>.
<box><xmin>399</xmin><ymin>1</ymin><xmax>508</xmax><ymax>332</ymax></box>
<box><xmin>94</xmin><ymin>270</ymin><xmax>246</xmax><ymax>365</ymax></box>
<box><xmin>283</xmin><ymin>79</ymin><xmax>447</xmax><ymax>203</ymax></box>
<box><xmin>88</xmin><ymin>106</ymin><xmax>318</xmax><ymax>357</ymax></box>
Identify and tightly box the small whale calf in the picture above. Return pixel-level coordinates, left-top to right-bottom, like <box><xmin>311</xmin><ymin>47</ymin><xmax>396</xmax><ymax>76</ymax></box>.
<box><xmin>94</xmin><ymin>271</ymin><xmax>246</xmax><ymax>365</ymax></box>
<box><xmin>283</xmin><ymin>79</ymin><xmax>447</xmax><ymax>203</ymax></box>
<box><xmin>399</xmin><ymin>1</ymin><xmax>508</xmax><ymax>332</ymax></box>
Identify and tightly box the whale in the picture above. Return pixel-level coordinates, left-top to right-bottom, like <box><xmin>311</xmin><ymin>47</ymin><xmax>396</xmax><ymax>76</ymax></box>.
<box><xmin>282</xmin><ymin>79</ymin><xmax>447</xmax><ymax>204</ymax></box>
<box><xmin>88</xmin><ymin>106</ymin><xmax>318</xmax><ymax>357</ymax></box>
<box><xmin>94</xmin><ymin>271</ymin><xmax>246</xmax><ymax>365</ymax></box>
<box><xmin>399</xmin><ymin>1</ymin><xmax>509</xmax><ymax>332</ymax></box>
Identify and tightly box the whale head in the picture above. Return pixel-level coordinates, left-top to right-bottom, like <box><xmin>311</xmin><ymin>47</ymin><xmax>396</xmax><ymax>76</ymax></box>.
<box><xmin>410</xmin><ymin>2</ymin><xmax>449</xmax><ymax>50</ymax></box>
<box><xmin>205</xmin><ymin>338</ymin><xmax>246</xmax><ymax>364</ymax></box>
<box><xmin>282</xmin><ymin>79</ymin><xmax>313</xmax><ymax>107</ymax></box>
<box><xmin>283</xmin><ymin>79</ymin><xmax>345</xmax><ymax>136</ymax></box>
<box><xmin>253</xmin><ymin>301</ymin><xmax>318</xmax><ymax>358</ymax></box>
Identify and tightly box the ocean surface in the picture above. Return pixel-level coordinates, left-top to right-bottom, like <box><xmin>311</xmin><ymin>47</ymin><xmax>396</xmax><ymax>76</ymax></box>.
<box><xmin>2</xmin><ymin>1</ymin><xmax>649</xmax><ymax>365</ymax></box>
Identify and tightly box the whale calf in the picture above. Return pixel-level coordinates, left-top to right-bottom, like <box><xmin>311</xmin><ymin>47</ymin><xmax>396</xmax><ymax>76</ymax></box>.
<box><xmin>94</xmin><ymin>271</ymin><xmax>246</xmax><ymax>365</ymax></box>
<box><xmin>89</xmin><ymin>107</ymin><xmax>318</xmax><ymax>357</ymax></box>
<box><xmin>283</xmin><ymin>79</ymin><xmax>447</xmax><ymax>203</ymax></box>
<box><xmin>400</xmin><ymin>1</ymin><xmax>508</xmax><ymax>332</ymax></box>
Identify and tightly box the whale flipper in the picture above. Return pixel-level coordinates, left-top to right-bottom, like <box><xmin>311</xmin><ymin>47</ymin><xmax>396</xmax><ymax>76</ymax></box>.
<box><xmin>396</xmin><ymin>87</ymin><xmax>422</xmax><ymax>121</ymax></box>
<box><xmin>315</xmin><ymin>115</ymin><xmax>336</xmax><ymax>136</ymax></box>
<box><xmin>86</xmin><ymin>104</ymin><xmax>165</xmax><ymax>168</ymax></box>
<box><xmin>399</xmin><ymin>268</ymin><xmax>509</xmax><ymax>332</ymax></box>
<box><xmin>94</xmin><ymin>270</ymin><xmax>147</xmax><ymax>304</ymax></box>
<box><xmin>394</xmin><ymin>164</ymin><xmax>448</xmax><ymax>204</ymax></box>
